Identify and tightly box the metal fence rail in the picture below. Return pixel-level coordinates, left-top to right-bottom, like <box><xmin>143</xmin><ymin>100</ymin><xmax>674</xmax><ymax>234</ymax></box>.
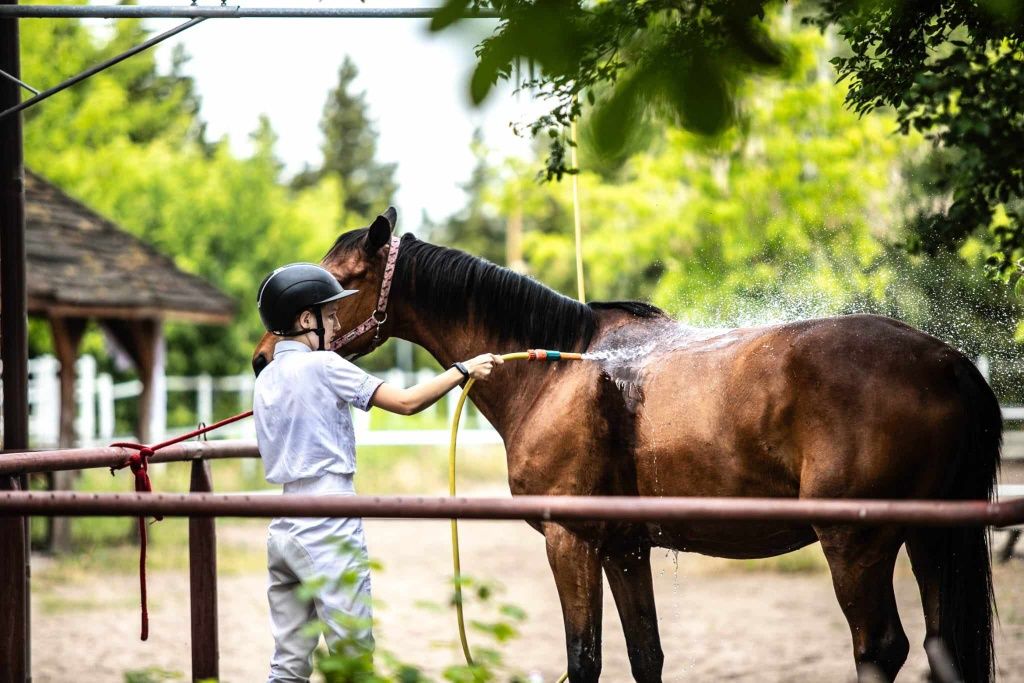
<box><xmin>3</xmin><ymin>490</ymin><xmax>1023</xmax><ymax>526</ymax></box>
<box><xmin>2</xmin><ymin>438</ymin><xmax>1022</xmax><ymax>681</ymax></box>
<box><xmin>0</xmin><ymin>439</ymin><xmax>258</xmax><ymax>475</ymax></box>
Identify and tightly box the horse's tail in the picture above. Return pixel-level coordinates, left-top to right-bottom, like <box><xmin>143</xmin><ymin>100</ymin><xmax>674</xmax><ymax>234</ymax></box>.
<box><xmin>917</xmin><ymin>358</ymin><xmax>1001</xmax><ymax>682</ymax></box>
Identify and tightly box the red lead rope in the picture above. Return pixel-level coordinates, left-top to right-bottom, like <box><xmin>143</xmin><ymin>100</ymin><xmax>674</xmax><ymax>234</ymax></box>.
<box><xmin>109</xmin><ymin>409</ymin><xmax>254</xmax><ymax>641</ymax></box>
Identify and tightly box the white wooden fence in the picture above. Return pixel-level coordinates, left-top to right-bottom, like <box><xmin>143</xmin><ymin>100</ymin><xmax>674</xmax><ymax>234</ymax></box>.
<box><xmin>25</xmin><ymin>355</ymin><xmax>501</xmax><ymax>448</ymax></box>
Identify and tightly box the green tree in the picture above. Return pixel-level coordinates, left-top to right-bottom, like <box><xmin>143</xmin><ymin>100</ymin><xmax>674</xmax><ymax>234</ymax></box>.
<box><xmin>812</xmin><ymin>0</ymin><xmax>1024</xmax><ymax>283</ymax></box>
<box><xmin>481</xmin><ymin>22</ymin><xmax>915</xmax><ymax>318</ymax></box>
<box><xmin>20</xmin><ymin>17</ymin><xmax>345</xmax><ymax>374</ymax></box>
<box><xmin>294</xmin><ymin>57</ymin><xmax>398</xmax><ymax>226</ymax></box>
<box><xmin>434</xmin><ymin>0</ymin><xmax>1024</xmax><ymax>282</ymax></box>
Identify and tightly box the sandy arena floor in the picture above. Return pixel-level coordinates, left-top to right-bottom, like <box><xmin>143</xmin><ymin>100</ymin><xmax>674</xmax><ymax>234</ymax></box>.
<box><xmin>29</xmin><ymin>513</ymin><xmax>1024</xmax><ymax>682</ymax></box>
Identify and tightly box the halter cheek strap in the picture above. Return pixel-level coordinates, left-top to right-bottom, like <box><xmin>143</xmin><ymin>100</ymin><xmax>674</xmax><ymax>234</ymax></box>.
<box><xmin>331</xmin><ymin>235</ymin><xmax>400</xmax><ymax>353</ymax></box>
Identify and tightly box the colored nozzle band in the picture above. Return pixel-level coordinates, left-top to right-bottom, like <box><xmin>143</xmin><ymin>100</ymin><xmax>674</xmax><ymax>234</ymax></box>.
<box><xmin>527</xmin><ymin>349</ymin><xmax>563</xmax><ymax>361</ymax></box>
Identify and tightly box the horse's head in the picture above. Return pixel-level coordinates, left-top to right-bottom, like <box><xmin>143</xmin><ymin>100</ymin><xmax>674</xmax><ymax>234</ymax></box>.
<box><xmin>251</xmin><ymin>207</ymin><xmax>398</xmax><ymax>376</ymax></box>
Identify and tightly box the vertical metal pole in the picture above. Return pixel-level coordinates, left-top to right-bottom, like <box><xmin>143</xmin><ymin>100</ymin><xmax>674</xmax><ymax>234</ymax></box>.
<box><xmin>0</xmin><ymin>1</ymin><xmax>30</xmax><ymax>680</ymax></box>
<box><xmin>189</xmin><ymin>458</ymin><xmax>219</xmax><ymax>681</ymax></box>
<box><xmin>0</xmin><ymin>0</ymin><xmax>28</xmax><ymax>451</ymax></box>
<box><xmin>0</xmin><ymin>476</ymin><xmax>29</xmax><ymax>683</ymax></box>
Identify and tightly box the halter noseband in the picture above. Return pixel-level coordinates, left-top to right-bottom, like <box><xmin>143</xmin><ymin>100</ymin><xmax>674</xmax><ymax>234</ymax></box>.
<box><xmin>330</xmin><ymin>235</ymin><xmax>400</xmax><ymax>356</ymax></box>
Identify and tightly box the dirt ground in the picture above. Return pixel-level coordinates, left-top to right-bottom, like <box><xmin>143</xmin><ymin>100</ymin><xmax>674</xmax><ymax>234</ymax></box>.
<box><xmin>29</xmin><ymin>510</ymin><xmax>1024</xmax><ymax>682</ymax></box>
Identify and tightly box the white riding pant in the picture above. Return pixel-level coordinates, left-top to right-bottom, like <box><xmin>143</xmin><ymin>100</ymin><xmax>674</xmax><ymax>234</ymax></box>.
<box><xmin>266</xmin><ymin>473</ymin><xmax>373</xmax><ymax>683</ymax></box>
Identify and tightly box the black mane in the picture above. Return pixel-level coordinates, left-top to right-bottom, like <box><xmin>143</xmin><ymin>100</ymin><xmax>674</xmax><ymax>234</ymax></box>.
<box><xmin>327</xmin><ymin>231</ymin><xmax>665</xmax><ymax>352</ymax></box>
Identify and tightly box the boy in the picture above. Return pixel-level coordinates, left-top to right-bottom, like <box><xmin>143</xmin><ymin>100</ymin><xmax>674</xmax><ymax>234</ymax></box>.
<box><xmin>254</xmin><ymin>262</ymin><xmax>500</xmax><ymax>682</ymax></box>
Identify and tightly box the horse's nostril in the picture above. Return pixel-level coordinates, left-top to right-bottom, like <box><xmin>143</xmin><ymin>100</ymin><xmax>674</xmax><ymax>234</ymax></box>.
<box><xmin>253</xmin><ymin>353</ymin><xmax>268</xmax><ymax>377</ymax></box>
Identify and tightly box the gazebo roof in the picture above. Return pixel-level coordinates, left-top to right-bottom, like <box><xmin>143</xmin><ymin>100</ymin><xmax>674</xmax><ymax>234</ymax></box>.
<box><xmin>25</xmin><ymin>171</ymin><xmax>235</xmax><ymax>325</ymax></box>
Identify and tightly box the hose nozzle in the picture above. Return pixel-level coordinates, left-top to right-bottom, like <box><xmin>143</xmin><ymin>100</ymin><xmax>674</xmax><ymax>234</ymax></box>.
<box><xmin>526</xmin><ymin>349</ymin><xmax>583</xmax><ymax>361</ymax></box>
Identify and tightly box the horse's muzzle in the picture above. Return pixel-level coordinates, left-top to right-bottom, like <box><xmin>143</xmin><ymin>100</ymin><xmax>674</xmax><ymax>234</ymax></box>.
<box><xmin>252</xmin><ymin>353</ymin><xmax>268</xmax><ymax>377</ymax></box>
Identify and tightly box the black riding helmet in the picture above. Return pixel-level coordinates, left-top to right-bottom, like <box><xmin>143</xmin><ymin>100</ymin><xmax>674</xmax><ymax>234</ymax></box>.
<box><xmin>257</xmin><ymin>263</ymin><xmax>357</xmax><ymax>350</ymax></box>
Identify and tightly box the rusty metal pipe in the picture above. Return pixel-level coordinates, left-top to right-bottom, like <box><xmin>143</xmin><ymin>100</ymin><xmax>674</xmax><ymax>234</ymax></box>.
<box><xmin>1</xmin><ymin>492</ymin><xmax>1022</xmax><ymax>527</ymax></box>
<box><xmin>0</xmin><ymin>440</ymin><xmax>259</xmax><ymax>475</ymax></box>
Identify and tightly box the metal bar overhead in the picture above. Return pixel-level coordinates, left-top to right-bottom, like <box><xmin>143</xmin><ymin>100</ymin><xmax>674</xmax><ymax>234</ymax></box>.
<box><xmin>0</xmin><ymin>17</ymin><xmax>206</xmax><ymax>121</ymax></box>
<box><xmin>0</xmin><ymin>5</ymin><xmax>499</xmax><ymax>18</ymax></box>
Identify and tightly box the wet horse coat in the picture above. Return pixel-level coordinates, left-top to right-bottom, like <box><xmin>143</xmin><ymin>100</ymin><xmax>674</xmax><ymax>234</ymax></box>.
<box><xmin>253</xmin><ymin>212</ymin><xmax>1000</xmax><ymax>683</ymax></box>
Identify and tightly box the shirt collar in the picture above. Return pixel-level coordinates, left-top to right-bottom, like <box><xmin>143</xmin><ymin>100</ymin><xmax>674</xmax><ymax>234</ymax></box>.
<box><xmin>274</xmin><ymin>340</ymin><xmax>312</xmax><ymax>356</ymax></box>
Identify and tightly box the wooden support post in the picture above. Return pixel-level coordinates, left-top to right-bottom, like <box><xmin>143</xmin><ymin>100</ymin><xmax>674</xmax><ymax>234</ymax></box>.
<box><xmin>47</xmin><ymin>315</ymin><xmax>87</xmax><ymax>552</ymax></box>
<box><xmin>189</xmin><ymin>458</ymin><xmax>219</xmax><ymax>681</ymax></box>
<box><xmin>50</xmin><ymin>316</ymin><xmax>87</xmax><ymax>447</ymax></box>
<box><xmin>102</xmin><ymin>317</ymin><xmax>164</xmax><ymax>442</ymax></box>
<box><xmin>1</xmin><ymin>0</ymin><xmax>31</xmax><ymax>679</ymax></box>
<box><xmin>0</xmin><ymin>476</ymin><xmax>29</xmax><ymax>683</ymax></box>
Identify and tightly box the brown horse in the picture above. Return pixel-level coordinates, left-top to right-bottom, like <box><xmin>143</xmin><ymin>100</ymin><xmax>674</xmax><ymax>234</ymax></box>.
<box><xmin>252</xmin><ymin>210</ymin><xmax>1000</xmax><ymax>683</ymax></box>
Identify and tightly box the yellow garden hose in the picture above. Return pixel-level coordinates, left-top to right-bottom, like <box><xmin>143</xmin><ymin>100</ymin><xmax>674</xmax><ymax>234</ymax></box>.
<box><xmin>448</xmin><ymin>351</ymin><xmax>583</xmax><ymax>675</ymax></box>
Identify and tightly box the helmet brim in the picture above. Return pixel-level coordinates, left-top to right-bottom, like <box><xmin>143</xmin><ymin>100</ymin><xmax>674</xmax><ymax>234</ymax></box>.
<box><xmin>314</xmin><ymin>288</ymin><xmax>359</xmax><ymax>307</ymax></box>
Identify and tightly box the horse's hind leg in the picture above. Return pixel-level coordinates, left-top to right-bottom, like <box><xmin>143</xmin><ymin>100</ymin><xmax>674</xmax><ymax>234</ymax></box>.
<box><xmin>814</xmin><ymin>525</ymin><xmax>909</xmax><ymax>682</ymax></box>
<box><xmin>603</xmin><ymin>540</ymin><xmax>664</xmax><ymax>682</ymax></box>
<box><xmin>904</xmin><ymin>530</ymin><xmax>941</xmax><ymax>642</ymax></box>
<box><xmin>545</xmin><ymin>523</ymin><xmax>604</xmax><ymax>683</ymax></box>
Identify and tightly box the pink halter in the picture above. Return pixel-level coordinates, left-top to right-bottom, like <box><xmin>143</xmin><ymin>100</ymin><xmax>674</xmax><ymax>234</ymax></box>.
<box><xmin>331</xmin><ymin>235</ymin><xmax>400</xmax><ymax>353</ymax></box>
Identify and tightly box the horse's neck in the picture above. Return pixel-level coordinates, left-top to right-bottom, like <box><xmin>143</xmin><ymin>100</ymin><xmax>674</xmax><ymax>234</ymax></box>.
<box><xmin>391</xmin><ymin>304</ymin><xmax>545</xmax><ymax>439</ymax></box>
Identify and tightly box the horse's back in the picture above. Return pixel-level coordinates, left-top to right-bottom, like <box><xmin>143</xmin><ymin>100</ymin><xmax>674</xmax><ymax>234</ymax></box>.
<box><xmin>620</xmin><ymin>313</ymin><xmax>994</xmax><ymax>555</ymax></box>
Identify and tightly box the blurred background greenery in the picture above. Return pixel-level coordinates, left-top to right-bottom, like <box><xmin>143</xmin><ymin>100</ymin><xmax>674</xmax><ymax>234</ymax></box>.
<box><xmin>20</xmin><ymin>2</ymin><xmax>1024</xmax><ymax>396</ymax></box>
<box><xmin>18</xmin><ymin>0</ymin><xmax>1024</xmax><ymax>557</ymax></box>
<box><xmin>16</xmin><ymin>7</ymin><xmax>1024</xmax><ymax>676</ymax></box>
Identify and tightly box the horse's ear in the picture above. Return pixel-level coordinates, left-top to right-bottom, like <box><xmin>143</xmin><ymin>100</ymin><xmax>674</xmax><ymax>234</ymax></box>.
<box><xmin>366</xmin><ymin>207</ymin><xmax>396</xmax><ymax>253</ymax></box>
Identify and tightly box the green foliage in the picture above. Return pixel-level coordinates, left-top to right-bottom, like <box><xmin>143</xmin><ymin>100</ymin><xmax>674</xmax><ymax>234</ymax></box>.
<box><xmin>308</xmin><ymin>540</ymin><xmax>529</xmax><ymax>682</ymax></box>
<box><xmin>122</xmin><ymin>667</ymin><xmax>183</xmax><ymax>683</ymax></box>
<box><xmin>436</xmin><ymin>19</ymin><xmax>1024</xmax><ymax>390</ymax></box>
<box><xmin>435</xmin><ymin>0</ymin><xmax>1024</xmax><ymax>283</ymax></box>
<box><xmin>477</xmin><ymin>24</ymin><xmax>914</xmax><ymax>320</ymax></box>
<box><xmin>20</xmin><ymin>15</ymin><xmax>349</xmax><ymax>374</ymax></box>
<box><xmin>433</xmin><ymin>0</ymin><xmax>790</xmax><ymax>180</ymax></box>
<box><xmin>812</xmin><ymin>0</ymin><xmax>1024</xmax><ymax>282</ymax></box>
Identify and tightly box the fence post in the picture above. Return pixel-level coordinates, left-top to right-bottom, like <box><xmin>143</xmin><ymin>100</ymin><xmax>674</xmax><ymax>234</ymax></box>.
<box><xmin>189</xmin><ymin>458</ymin><xmax>219</xmax><ymax>681</ymax></box>
<box><xmin>196</xmin><ymin>374</ymin><xmax>213</xmax><ymax>427</ymax></box>
<box><xmin>0</xmin><ymin>475</ymin><xmax>29</xmax><ymax>683</ymax></box>
<box><xmin>96</xmin><ymin>373</ymin><xmax>114</xmax><ymax>441</ymax></box>
<box><xmin>75</xmin><ymin>355</ymin><xmax>96</xmax><ymax>443</ymax></box>
<box><xmin>30</xmin><ymin>354</ymin><xmax>60</xmax><ymax>446</ymax></box>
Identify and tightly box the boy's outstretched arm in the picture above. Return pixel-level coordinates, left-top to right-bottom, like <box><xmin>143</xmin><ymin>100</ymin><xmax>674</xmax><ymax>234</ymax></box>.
<box><xmin>370</xmin><ymin>353</ymin><xmax>503</xmax><ymax>416</ymax></box>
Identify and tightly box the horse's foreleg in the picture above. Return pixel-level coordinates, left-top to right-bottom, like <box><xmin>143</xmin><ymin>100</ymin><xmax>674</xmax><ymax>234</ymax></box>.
<box><xmin>544</xmin><ymin>523</ymin><xmax>604</xmax><ymax>683</ymax></box>
<box><xmin>815</xmin><ymin>525</ymin><xmax>909</xmax><ymax>683</ymax></box>
<box><xmin>603</xmin><ymin>541</ymin><xmax>664</xmax><ymax>683</ymax></box>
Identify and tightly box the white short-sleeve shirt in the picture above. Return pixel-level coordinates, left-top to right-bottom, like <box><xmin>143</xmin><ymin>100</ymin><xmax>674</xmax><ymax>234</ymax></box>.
<box><xmin>254</xmin><ymin>340</ymin><xmax>383</xmax><ymax>484</ymax></box>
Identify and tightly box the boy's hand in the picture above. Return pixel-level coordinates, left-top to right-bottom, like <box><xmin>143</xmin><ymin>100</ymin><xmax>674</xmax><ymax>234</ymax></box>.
<box><xmin>463</xmin><ymin>353</ymin><xmax>503</xmax><ymax>381</ymax></box>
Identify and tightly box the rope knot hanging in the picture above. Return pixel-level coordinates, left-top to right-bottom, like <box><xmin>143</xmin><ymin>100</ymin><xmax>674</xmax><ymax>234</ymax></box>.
<box><xmin>107</xmin><ymin>409</ymin><xmax>254</xmax><ymax>641</ymax></box>
<box><xmin>109</xmin><ymin>441</ymin><xmax>163</xmax><ymax>641</ymax></box>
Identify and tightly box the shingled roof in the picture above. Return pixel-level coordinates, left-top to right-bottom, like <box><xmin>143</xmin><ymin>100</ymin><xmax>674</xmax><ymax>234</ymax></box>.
<box><xmin>25</xmin><ymin>171</ymin><xmax>235</xmax><ymax>324</ymax></box>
